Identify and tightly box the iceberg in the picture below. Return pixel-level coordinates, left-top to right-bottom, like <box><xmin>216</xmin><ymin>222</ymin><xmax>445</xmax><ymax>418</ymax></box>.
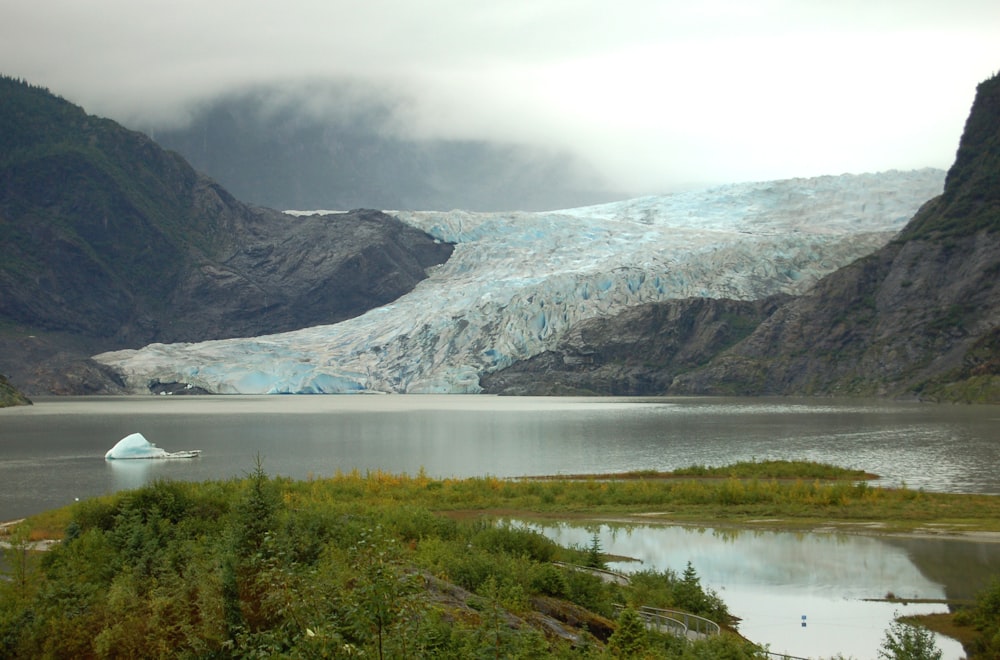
<box><xmin>93</xmin><ymin>169</ymin><xmax>946</xmax><ymax>394</ymax></box>
<box><xmin>105</xmin><ymin>432</ymin><xmax>201</xmax><ymax>460</ymax></box>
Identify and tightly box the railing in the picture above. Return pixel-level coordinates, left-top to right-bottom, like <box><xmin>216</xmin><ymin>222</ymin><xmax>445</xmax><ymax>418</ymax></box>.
<box><xmin>557</xmin><ymin>562</ymin><xmax>723</xmax><ymax>639</ymax></box>
<box><xmin>631</xmin><ymin>606</ymin><xmax>689</xmax><ymax>638</ymax></box>
<box><xmin>612</xmin><ymin>604</ymin><xmax>721</xmax><ymax>640</ymax></box>
<box><xmin>636</xmin><ymin>606</ymin><xmax>721</xmax><ymax>638</ymax></box>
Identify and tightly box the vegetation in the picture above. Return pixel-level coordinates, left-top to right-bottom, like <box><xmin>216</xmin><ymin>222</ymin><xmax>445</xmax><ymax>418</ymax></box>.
<box><xmin>878</xmin><ymin>618</ymin><xmax>942</xmax><ymax>660</ymax></box>
<box><xmin>896</xmin><ymin>72</ymin><xmax>1000</xmax><ymax>241</ymax></box>
<box><xmin>546</xmin><ymin>459</ymin><xmax>874</xmax><ymax>482</ymax></box>
<box><xmin>0</xmin><ymin>373</ymin><xmax>31</xmax><ymax>407</ymax></box>
<box><xmin>0</xmin><ymin>465</ymin><xmax>774</xmax><ymax>658</ymax></box>
<box><xmin>4</xmin><ymin>459</ymin><xmax>1000</xmax><ymax>657</ymax></box>
<box><xmin>949</xmin><ymin>577</ymin><xmax>1000</xmax><ymax>657</ymax></box>
<box><xmin>668</xmin><ymin>459</ymin><xmax>874</xmax><ymax>480</ymax></box>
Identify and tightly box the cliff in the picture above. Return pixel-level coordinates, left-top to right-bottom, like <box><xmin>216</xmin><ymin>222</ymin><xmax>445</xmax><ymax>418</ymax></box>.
<box><xmin>669</xmin><ymin>72</ymin><xmax>1000</xmax><ymax>401</ymax></box>
<box><xmin>0</xmin><ymin>76</ymin><xmax>453</xmax><ymax>394</ymax></box>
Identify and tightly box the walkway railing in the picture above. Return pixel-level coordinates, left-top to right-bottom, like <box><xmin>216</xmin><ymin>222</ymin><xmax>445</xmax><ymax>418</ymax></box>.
<box><xmin>637</xmin><ymin>606</ymin><xmax>720</xmax><ymax>637</ymax></box>
<box><xmin>556</xmin><ymin>562</ymin><xmax>722</xmax><ymax>639</ymax></box>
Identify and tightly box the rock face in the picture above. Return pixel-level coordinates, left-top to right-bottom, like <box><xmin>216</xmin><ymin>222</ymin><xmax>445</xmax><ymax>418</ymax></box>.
<box><xmin>669</xmin><ymin>73</ymin><xmax>1000</xmax><ymax>401</ymax></box>
<box><xmin>480</xmin><ymin>296</ymin><xmax>789</xmax><ymax>395</ymax></box>
<box><xmin>0</xmin><ymin>77</ymin><xmax>453</xmax><ymax>394</ymax></box>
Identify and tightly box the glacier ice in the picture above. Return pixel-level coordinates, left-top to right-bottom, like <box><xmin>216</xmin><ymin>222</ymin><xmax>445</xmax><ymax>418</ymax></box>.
<box><xmin>94</xmin><ymin>169</ymin><xmax>946</xmax><ymax>395</ymax></box>
<box><xmin>105</xmin><ymin>432</ymin><xmax>201</xmax><ymax>460</ymax></box>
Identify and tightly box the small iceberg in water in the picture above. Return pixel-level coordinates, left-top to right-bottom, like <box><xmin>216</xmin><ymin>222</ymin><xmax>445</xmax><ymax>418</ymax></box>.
<box><xmin>105</xmin><ymin>432</ymin><xmax>201</xmax><ymax>460</ymax></box>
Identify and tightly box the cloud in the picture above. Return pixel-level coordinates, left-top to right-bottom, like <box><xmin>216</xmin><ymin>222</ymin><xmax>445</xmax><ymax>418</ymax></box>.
<box><xmin>1</xmin><ymin>0</ymin><xmax>997</xmax><ymax>193</ymax></box>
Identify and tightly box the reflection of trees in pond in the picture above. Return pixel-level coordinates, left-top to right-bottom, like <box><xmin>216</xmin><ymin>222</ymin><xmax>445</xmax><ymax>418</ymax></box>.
<box><xmin>884</xmin><ymin>536</ymin><xmax>1000</xmax><ymax>602</ymax></box>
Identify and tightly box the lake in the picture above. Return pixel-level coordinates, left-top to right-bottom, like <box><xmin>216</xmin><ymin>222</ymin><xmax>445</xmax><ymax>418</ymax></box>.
<box><xmin>2</xmin><ymin>394</ymin><xmax>998</xmax><ymax>658</ymax></box>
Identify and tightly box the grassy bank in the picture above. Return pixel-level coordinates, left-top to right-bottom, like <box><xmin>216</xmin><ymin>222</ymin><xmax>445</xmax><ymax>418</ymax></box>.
<box><xmin>20</xmin><ymin>460</ymin><xmax>1000</xmax><ymax>541</ymax></box>
<box><xmin>4</xmin><ymin>460</ymin><xmax>999</xmax><ymax>657</ymax></box>
<box><xmin>2</xmin><ymin>461</ymin><xmax>782</xmax><ymax>659</ymax></box>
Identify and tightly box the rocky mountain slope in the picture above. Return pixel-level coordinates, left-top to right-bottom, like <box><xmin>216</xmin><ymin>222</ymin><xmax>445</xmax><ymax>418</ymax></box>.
<box><xmin>479</xmin><ymin>295</ymin><xmax>790</xmax><ymax>395</ymax></box>
<box><xmin>668</xmin><ymin>72</ymin><xmax>1000</xmax><ymax>401</ymax></box>
<box><xmin>486</xmin><ymin>73</ymin><xmax>1000</xmax><ymax>402</ymax></box>
<box><xmin>0</xmin><ymin>76</ymin><xmax>453</xmax><ymax>394</ymax></box>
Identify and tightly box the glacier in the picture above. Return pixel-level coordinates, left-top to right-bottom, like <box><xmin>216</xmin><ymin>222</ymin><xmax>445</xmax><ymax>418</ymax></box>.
<box><xmin>94</xmin><ymin>169</ymin><xmax>946</xmax><ymax>394</ymax></box>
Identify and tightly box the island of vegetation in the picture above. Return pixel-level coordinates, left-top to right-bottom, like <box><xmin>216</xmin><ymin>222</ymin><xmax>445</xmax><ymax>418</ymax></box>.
<box><xmin>0</xmin><ymin>374</ymin><xmax>30</xmax><ymax>408</ymax></box>
<box><xmin>3</xmin><ymin>459</ymin><xmax>999</xmax><ymax>658</ymax></box>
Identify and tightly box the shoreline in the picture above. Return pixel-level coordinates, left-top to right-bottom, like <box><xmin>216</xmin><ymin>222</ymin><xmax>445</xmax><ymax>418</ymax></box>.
<box><xmin>446</xmin><ymin>509</ymin><xmax>1000</xmax><ymax>544</ymax></box>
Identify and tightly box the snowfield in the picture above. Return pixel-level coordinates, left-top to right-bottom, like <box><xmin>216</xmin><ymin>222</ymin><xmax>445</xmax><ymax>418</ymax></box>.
<box><xmin>94</xmin><ymin>169</ymin><xmax>945</xmax><ymax>394</ymax></box>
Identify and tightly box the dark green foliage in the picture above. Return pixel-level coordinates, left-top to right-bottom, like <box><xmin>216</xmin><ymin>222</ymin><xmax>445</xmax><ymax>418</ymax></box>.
<box><xmin>0</xmin><ymin>75</ymin><xmax>213</xmax><ymax>336</ymax></box>
<box><xmin>586</xmin><ymin>530</ymin><xmax>607</xmax><ymax>569</ymax></box>
<box><xmin>956</xmin><ymin>576</ymin><xmax>1000</xmax><ymax>657</ymax></box>
<box><xmin>1</xmin><ymin>471</ymin><xmax>766</xmax><ymax>658</ymax></box>
<box><xmin>626</xmin><ymin>564</ymin><xmax>731</xmax><ymax>624</ymax></box>
<box><xmin>471</xmin><ymin>520</ymin><xmax>558</xmax><ymax>562</ymax></box>
<box><xmin>529</xmin><ymin>563</ymin><xmax>571</xmax><ymax>598</ymax></box>
<box><xmin>609</xmin><ymin>606</ymin><xmax>649</xmax><ymax>657</ymax></box>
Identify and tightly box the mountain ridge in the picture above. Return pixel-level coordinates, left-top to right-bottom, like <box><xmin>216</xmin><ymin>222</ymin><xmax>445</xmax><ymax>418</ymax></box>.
<box><xmin>0</xmin><ymin>75</ymin><xmax>453</xmax><ymax>395</ymax></box>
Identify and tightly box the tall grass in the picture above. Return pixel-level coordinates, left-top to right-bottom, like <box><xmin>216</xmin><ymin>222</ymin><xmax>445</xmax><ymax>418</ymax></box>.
<box><xmin>16</xmin><ymin>461</ymin><xmax>1000</xmax><ymax>543</ymax></box>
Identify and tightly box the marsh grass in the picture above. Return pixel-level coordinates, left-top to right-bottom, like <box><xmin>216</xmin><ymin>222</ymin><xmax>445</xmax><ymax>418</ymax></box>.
<box><xmin>20</xmin><ymin>461</ymin><xmax>1000</xmax><ymax>543</ymax></box>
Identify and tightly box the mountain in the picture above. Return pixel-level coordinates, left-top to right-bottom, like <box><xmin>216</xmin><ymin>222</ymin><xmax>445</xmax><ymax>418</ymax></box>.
<box><xmin>667</xmin><ymin>72</ymin><xmax>1000</xmax><ymax>402</ymax></box>
<box><xmin>0</xmin><ymin>76</ymin><xmax>453</xmax><ymax>394</ymax></box>
<box><xmin>93</xmin><ymin>170</ymin><xmax>945</xmax><ymax>394</ymax></box>
<box><xmin>143</xmin><ymin>83</ymin><xmax>623</xmax><ymax>212</ymax></box>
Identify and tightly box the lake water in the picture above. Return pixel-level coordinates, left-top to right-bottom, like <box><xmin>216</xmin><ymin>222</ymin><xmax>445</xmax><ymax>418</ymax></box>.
<box><xmin>2</xmin><ymin>394</ymin><xmax>998</xmax><ymax>658</ymax></box>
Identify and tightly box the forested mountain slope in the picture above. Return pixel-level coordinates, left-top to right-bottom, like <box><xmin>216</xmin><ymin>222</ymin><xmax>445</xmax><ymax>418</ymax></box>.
<box><xmin>0</xmin><ymin>76</ymin><xmax>452</xmax><ymax>394</ymax></box>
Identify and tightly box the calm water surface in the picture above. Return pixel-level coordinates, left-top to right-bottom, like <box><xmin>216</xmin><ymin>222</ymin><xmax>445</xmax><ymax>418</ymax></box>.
<box><xmin>2</xmin><ymin>395</ymin><xmax>998</xmax><ymax>658</ymax></box>
<box><xmin>526</xmin><ymin>521</ymin><xmax>990</xmax><ymax>659</ymax></box>
<box><xmin>2</xmin><ymin>395</ymin><xmax>998</xmax><ymax>520</ymax></box>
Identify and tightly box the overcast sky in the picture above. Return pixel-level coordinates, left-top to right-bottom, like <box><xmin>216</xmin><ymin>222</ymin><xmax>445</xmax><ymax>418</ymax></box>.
<box><xmin>2</xmin><ymin>1</ymin><xmax>997</xmax><ymax>193</ymax></box>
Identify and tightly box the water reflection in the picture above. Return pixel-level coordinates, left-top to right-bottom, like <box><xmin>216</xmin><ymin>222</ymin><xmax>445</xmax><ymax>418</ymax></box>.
<box><xmin>523</xmin><ymin>521</ymin><xmax>984</xmax><ymax>659</ymax></box>
<box><xmin>106</xmin><ymin>459</ymin><xmax>175</xmax><ymax>492</ymax></box>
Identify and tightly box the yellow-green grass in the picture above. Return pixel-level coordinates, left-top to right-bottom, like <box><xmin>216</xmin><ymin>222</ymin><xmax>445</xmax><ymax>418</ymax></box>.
<box><xmin>14</xmin><ymin>461</ymin><xmax>1000</xmax><ymax>541</ymax></box>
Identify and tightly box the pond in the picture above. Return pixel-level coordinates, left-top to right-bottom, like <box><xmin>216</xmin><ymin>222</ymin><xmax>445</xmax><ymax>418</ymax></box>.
<box><xmin>525</xmin><ymin>520</ymin><xmax>992</xmax><ymax>659</ymax></box>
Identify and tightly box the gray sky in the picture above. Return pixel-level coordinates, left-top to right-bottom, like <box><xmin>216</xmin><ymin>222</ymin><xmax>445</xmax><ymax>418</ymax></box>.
<box><xmin>2</xmin><ymin>0</ymin><xmax>997</xmax><ymax>193</ymax></box>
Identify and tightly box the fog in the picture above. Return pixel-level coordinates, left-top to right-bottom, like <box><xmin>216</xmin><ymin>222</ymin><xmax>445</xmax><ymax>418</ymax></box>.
<box><xmin>1</xmin><ymin>0</ymin><xmax>997</xmax><ymax>194</ymax></box>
